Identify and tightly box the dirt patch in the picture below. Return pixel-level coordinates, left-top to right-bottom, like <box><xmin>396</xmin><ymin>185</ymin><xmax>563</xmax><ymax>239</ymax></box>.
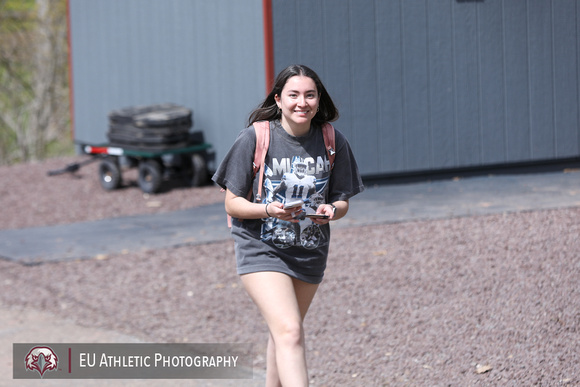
<box><xmin>0</xmin><ymin>156</ymin><xmax>222</xmax><ymax>230</ymax></box>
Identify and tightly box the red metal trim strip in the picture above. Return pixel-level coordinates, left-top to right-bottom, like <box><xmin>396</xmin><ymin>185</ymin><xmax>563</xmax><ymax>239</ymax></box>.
<box><xmin>262</xmin><ymin>0</ymin><xmax>274</xmax><ymax>94</ymax></box>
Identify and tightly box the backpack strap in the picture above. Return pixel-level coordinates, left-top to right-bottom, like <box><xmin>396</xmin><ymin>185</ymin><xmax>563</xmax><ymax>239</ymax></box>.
<box><xmin>252</xmin><ymin>121</ymin><xmax>271</xmax><ymax>202</ymax></box>
<box><xmin>226</xmin><ymin>121</ymin><xmax>270</xmax><ymax>228</ymax></box>
<box><xmin>322</xmin><ymin>122</ymin><xmax>336</xmax><ymax>170</ymax></box>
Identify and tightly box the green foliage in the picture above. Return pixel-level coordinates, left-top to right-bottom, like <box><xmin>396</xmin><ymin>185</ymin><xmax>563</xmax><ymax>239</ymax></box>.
<box><xmin>0</xmin><ymin>0</ymin><xmax>71</xmax><ymax>165</ymax></box>
<box><xmin>0</xmin><ymin>0</ymin><xmax>35</xmax><ymax>33</ymax></box>
<box><xmin>46</xmin><ymin>136</ymin><xmax>75</xmax><ymax>158</ymax></box>
<box><xmin>2</xmin><ymin>0</ymin><xmax>36</xmax><ymax>12</ymax></box>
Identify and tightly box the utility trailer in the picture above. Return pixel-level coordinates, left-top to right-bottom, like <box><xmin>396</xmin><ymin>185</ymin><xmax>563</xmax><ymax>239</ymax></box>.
<box><xmin>76</xmin><ymin>103</ymin><xmax>212</xmax><ymax>194</ymax></box>
<box><xmin>80</xmin><ymin>141</ymin><xmax>211</xmax><ymax>194</ymax></box>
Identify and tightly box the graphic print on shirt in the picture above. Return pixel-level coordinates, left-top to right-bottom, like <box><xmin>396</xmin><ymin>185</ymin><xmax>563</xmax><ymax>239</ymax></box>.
<box><xmin>260</xmin><ymin>156</ymin><xmax>329</xmax><ymax>250</ymax></box>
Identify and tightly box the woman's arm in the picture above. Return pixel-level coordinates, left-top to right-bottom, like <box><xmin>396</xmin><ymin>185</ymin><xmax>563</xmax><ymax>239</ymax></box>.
<box><xmin>314</xmin><ymin>199</ymin><xmax>349</xmax><ymax>223</ymax></box>
<box><xmin>224</xmin><ymin>189</ymin><xmax>301</xmax><ymax>223</ymax></box>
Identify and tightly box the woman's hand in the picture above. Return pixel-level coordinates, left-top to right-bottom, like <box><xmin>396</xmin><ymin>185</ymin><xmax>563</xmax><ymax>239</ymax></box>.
<box><xmin>307</xmin><ymin>203</ymin><xmax>333</xmax><ymax>225</ymax></box>
<box><xmin>312</xmin><ymin>201</ymin><xmax>349</xmax><ymax>224</ymax></box>
<box><xmin>266</xmin><ymin>201</ymin><xmax>302</xmax><ymax>223</ymax></box>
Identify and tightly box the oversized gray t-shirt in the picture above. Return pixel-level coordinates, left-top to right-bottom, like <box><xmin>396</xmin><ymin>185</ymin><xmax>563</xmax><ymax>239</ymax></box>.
<box><xmin>212</xmin><ymin>120</ymin><xmax>364</xmax><ymax>283</ymax></box>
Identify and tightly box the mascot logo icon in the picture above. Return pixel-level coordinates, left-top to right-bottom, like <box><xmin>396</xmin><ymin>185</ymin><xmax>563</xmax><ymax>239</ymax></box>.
<box><xmin>24</xmin><ymin>346</ymin><xmax>58</xmax><ymax>377</ymax></box>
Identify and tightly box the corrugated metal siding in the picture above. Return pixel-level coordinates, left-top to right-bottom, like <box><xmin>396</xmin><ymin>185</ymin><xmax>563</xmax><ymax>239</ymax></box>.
<box><xmin>69</xmin><ymin>0</ymin><xmax>265</xmax><ymax>165</ymax></box>
<box><xmin>273</xmin><ymin>0</ymin><xmax>580</xmax><ymax>176</ymax></box>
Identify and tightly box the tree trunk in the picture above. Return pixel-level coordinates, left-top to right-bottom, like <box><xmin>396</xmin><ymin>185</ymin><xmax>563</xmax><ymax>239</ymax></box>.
<box><xmin>0</xmin><ymin>0</ymin><xmax>70</xmax><ymax>164</ymax></box>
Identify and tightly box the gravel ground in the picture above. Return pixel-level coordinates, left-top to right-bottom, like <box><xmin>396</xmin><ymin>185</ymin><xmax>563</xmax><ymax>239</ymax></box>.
<box><xmin>1</xmin><ymin>156</ymin><xmax>579</xmax><ymax>386</ymax></box>
<box><xmin>0</xmin><ymin>156</ymin><xmax>222</xmax><ymax>230</ymax></box>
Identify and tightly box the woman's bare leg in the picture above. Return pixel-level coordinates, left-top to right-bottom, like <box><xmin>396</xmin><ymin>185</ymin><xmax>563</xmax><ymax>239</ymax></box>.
<box><xmin>266</xmin><ymin>332</ymin><xmax>281</xmax><ymax>387</ymax></box>
<box><xmin>241</xmin><ymin>272</ymin><xmax>319</xmax><ymax>387</ymax></box>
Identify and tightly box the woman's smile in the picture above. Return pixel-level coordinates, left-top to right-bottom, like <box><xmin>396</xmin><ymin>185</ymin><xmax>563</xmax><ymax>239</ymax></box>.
<box><xmin>275</xmin><ymin>75</ymin><xmax>320</xmax><ymax>136</ymax></box>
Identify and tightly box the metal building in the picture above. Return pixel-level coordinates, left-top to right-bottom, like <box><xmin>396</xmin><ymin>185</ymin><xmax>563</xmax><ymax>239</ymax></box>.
<box><xmin>68</xmin><ymin>0</ymin><xmax>267</xmax><ymax>172</ymax></box>
<box><xmin>68</xmin><ymin>0</ymin><xmax>580</xmax><ymax>179</ymax></box>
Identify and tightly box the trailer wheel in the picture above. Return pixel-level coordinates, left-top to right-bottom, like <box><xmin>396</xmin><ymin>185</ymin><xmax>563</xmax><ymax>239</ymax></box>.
<box><xmin>190</xmin><ymin>153</ymin><xmax>208</xmax><ymax>187</ymax></box>
<box><xmin>138</xmin><ymin>159</ymin><xmax>163</xmax><ymax>193</ymax></box>
<box><xmin>99</xmin><ymin>157</ymin><xmax>122</xmax><ymax>191</ymax></box>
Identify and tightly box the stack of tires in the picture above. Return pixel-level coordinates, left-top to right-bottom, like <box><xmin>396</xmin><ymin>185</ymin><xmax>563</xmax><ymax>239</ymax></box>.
<box><xmin>96</xmin><ymin>103</ymin><xmax>209</xmax><ymax>194</ymax></box>
<box><xmin>107</xmin><ymin>103</ymin><xmax>192</xmax><ymax>151</ymax></box>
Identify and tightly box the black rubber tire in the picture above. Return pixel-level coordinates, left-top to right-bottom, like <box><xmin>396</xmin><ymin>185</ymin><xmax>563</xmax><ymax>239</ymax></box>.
<box><xmin>190</xmin><ymin>153</ymin><xmax>208</xmax><ymax>187</ymax></box>
<box><xmin>107</xmin><ymin>130</ymin><xmax>189</xmax><ymax>145</ymax></box>
<box><xmin>138</xmin><ymin>159</ymin><xmax>163</xmax><ymax>194</ymax></box>
<box><xmin>108</xmin><ymin>103</ymin><xmax>192</xmax><ymax>127</ymax></box>
<box><xmin>98</xmin><ymin>157</ymin><xmax>122</xmax><ymax>191</ymax></box>
<box><xmin>108</xmin><ymin>122</ymin><xmax>191</xmax><ymax>139</ymax></box>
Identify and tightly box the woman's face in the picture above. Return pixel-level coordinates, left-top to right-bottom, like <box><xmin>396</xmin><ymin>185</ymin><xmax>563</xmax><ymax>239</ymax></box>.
<box><xmin>275</xmin><ymin>75</ymin><xmax>320</xmax><ymax>132</ymax></box>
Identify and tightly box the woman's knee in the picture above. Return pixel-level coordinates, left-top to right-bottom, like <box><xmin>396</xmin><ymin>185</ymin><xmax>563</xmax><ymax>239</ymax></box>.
<box><xmin>273</xmin><ymin>320</ymin><xmax>304</xmax><ymax>347</ymax></box>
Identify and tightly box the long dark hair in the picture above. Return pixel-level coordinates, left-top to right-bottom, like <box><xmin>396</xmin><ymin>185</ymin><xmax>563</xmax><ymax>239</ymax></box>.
<box><xmin>247</xmin><ymin>64</ymin><xmax>339</xmax><ymax>127</ymax></box>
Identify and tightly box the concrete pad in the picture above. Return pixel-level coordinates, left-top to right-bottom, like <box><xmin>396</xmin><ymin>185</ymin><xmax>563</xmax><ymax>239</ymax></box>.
<box><xmin>1</xmin><ymin>171</ymin><xmax>579</xmax><ymax>264</ymax></box>
<box><xmin>0</xmin><ymin>203</ymin><xmax>230</xmax><ymax>265</ymax></box>
<box><xmin>341</xmin><ymin>170</ymin><xmax>580</xmax><ymax>228</ymax></box>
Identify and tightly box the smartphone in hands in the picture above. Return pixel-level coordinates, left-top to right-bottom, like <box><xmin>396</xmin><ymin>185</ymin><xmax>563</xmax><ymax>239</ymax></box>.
<box><xmin>283</xmin><ymin>200</ymin><xmax>304</xmax><ymax>209</ymax></box>
<box><xmin>305</xmin><ymin>214</ymin><xmax>329</xmax><ymax>219</ymax></box>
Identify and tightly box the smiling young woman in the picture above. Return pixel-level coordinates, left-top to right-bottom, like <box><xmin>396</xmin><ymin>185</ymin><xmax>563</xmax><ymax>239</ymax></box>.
<box><xmin>213</xmin><ymin>64</ymin><xmax>364</xmax><ymax>387</ymax></box>
<box><xmin>274</xmin><ymin>75</ymin><xmax>320</xmax><ymax>136</ymax></box>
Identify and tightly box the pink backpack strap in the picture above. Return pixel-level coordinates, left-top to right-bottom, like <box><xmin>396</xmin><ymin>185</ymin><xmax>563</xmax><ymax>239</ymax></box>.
<box><xmin>227</xmin><ymin>121</ymin><xmax>270</xmax><ymax>228</ymax></box>
<box><xmin>252</xmin><ymin>121</ymin><xmax>271</xmax><ymax>202</ymax></box>
<box><xmin>322</xmin><ymin>123</ymin><xmax>336</xmax><ymax>170</ymax></box>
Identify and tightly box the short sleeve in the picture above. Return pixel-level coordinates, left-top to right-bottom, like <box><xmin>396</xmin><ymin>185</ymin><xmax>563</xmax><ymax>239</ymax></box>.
<box><xmin>212</xmin><ymin>127</ymin><xmax>256</xmax><ymax>197</ymax></box>
<box><xmin>327</xmin><ymin>129</ymin><xmax>365</xmax><ymax>203</ymax></box>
